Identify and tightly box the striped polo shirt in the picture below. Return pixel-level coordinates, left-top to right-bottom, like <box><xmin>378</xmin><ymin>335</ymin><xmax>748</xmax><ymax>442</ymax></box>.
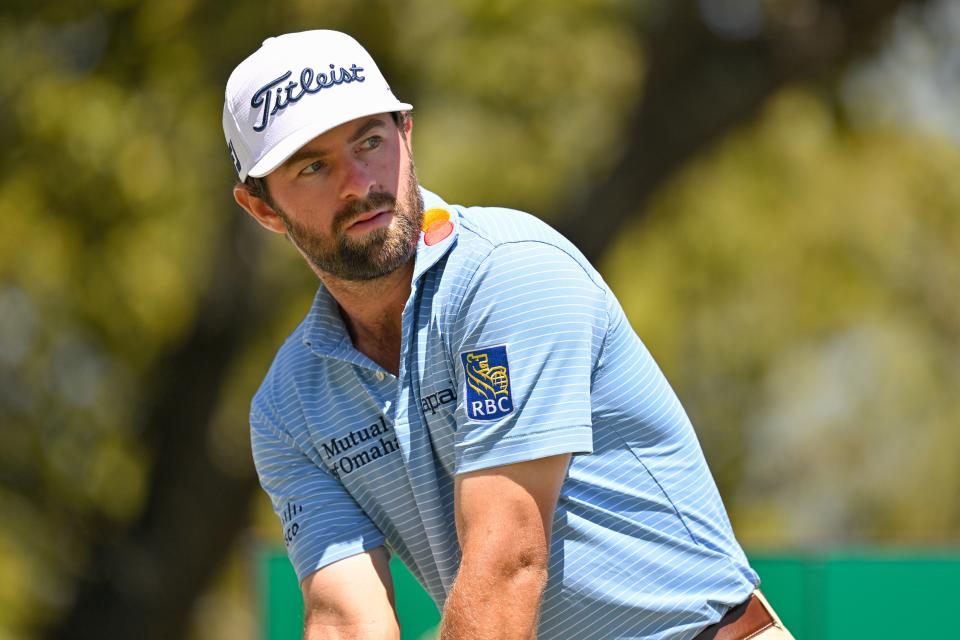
<box><xmin>251</xmin><ymin>187</ymin><xmax>758</xmax><ymax>639</ymax></box>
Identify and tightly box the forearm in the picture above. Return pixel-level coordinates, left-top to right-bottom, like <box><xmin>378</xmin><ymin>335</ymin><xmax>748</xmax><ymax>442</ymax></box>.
<box><xmin>439</xmin><ymin>554</ymin><xmax>548</xmax><ymax>640</ymax></box>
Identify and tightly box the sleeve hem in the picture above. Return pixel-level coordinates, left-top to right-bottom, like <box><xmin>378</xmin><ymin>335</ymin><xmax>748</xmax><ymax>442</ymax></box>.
<box><xmin>455</xmin><ymin>424</ymin><xmax>593</xmax><ymax>475</ymax></box>
<box><xmin>293</xmin><ymin>533</ymin><xmax>387</xmax><ymax>584</ymax></box>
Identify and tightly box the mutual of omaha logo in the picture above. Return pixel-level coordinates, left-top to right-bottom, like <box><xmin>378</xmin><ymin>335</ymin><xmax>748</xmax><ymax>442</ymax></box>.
<box><xmin>460</xmin><ymin>345</ymin><xmax>513</xmax><ymax>421</ymax></box>
<box><xmin>320</xmin><ymin>416</ymin><xmax>399</xmax><ymax>479</ymax></box>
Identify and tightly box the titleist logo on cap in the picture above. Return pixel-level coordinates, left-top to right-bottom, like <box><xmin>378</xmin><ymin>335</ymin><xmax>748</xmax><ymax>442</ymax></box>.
<box><xmin>250</xmin><ymin>63</ymin><xmax>366</xmax><ymax>133</ymax></box>
<box><xmin>223</xmin><ymin>30</ymin><xmax>411</xmax><ymax>180</ymax></box>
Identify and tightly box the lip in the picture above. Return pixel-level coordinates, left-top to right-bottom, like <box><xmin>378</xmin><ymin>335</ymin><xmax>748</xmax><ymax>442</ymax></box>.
<box><xmin>347</xmin><ymin>209</ymin><xmax>393</xmax><ymax>232</ymax></box>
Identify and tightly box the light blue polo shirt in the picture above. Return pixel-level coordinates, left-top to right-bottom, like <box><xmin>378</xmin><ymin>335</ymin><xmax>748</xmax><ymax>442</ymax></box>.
<box><xmin>251</xmin><ymin>187</ymin><xmax>758</xmax><ymax>640</ymax></box>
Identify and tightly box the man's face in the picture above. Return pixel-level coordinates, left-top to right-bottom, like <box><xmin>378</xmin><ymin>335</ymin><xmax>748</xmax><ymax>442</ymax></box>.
<box><xmin>262</xmin><ymin>114</ymin><xmax>423</xmax><ymax>281</ymax></box>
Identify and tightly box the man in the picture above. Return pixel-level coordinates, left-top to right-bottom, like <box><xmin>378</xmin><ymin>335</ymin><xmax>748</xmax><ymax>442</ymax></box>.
<box><xmin>224</xmin><ymin>30</ymin><xmax>794</xmax><ymax>640</ymax></box>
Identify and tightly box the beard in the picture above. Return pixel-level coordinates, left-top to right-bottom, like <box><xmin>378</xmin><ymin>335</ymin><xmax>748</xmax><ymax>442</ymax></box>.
<box><xmin>277</xmin><ymin>161</ymin><xmax>425</xmax><ymax>281</ymax></box>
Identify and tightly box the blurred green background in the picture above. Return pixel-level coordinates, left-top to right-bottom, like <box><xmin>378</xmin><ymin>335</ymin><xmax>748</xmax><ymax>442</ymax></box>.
<box><xmin>1</xmin><ymin>1</ymin><xmax>958</xmax><ymax>639</ymax></box>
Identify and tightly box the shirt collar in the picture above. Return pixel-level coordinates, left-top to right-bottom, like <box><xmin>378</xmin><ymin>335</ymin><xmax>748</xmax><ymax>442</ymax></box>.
<box><xmin>412</xmin><ymin>186</ymin><xmax>460</xmax><ymax>283</ymax></box>
<box><xmin>301</xmin><ymin>186</ymin><xmax>459</xmax><ymax>358</ymax></box>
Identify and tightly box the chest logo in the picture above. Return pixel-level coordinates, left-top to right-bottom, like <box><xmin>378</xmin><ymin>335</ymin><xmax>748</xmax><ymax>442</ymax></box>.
<box><xmin>460</xmin><ymin>345</ymin><xmax>514</xmax><ymax>421</ymax></box>
<box><xmin>320</xmin><ymin>416</ymin><xmax>399</xmax><ymax>479</ymax></box>
<box><xmin>422</xmin><ymin>207</ymin><xmax>454</xmax><ymax>246</ymax></box>
<box><xmin>421</xmin><ymin>386</ymin><xmax>456</xmax><ymax>416</ymax></box>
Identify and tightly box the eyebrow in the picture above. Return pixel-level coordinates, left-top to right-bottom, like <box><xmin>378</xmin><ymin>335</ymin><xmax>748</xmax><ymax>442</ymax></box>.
<box><xmin>348</xmin><ymin>117</ymin><xmax>387</xmax><ymax>143</ymax></box>
<box><xmin>281</xmin><ymin>117</ymin><xmax>388</xmax><ymax>169</ymax></box>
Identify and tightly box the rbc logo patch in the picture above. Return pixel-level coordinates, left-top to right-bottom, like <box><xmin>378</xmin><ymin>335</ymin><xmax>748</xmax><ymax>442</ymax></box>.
<box><xmin>461</xmin><ymin>345</ymin><xmax>514</xmax><ymax>421</ymax></box>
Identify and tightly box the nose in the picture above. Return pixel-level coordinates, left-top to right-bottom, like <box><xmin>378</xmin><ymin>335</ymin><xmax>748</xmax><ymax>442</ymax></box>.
<box><xmin>337</xmin><ymin>155</ymin><xmax>376</xmax><ymax>201</ymax></box>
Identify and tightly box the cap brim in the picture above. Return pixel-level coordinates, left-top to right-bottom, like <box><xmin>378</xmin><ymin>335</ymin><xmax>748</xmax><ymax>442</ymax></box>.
<box><xmin>247</xmin><ymin>100</ymin><xmax>413</xmax><ymax>178</ymax></box>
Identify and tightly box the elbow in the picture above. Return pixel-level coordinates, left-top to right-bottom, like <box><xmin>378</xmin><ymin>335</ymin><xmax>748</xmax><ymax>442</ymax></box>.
<box><xmin>466</xmin><ymin>539</ymin><xmax>550</xmax><ymax>588</ymax></box>
<box><xmin>303</xmin><ymin>608</ymin><xmax>399</xmax><ymax>640</ymax></box>
<box><xmin>504</xmin><ymin>546</ymin><xmax>549</xmax><ymax>582</ymax></box>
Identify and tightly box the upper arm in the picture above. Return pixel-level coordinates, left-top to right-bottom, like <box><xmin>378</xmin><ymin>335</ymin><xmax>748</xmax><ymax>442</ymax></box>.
<box><xmin>454</xmin><ymin>454</ymin><xmax>571</xmax><ymax>566</ymax></box>
<box><xmin>450</xmin><ymin>242</ymin><xmax>606</xmax><ymax>475</ymax></box>
<box><xmin>250</xmin><ymin>400</ymin><xmax>385</xmax><ymax>580</ymax></box>
<box><xmin>301</xmin><ymin>546</ymin><xmax>399</xmax><ymax>639</ymax></box>
<box><xmin>252</xmin><ymin>402</ymin><xmax>397</xmax><ymax>636</ymax></box>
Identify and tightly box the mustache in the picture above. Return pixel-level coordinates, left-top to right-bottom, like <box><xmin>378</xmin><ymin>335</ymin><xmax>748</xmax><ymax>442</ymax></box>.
<box><xmin>333</xmin><ymin>192</ymin><xmax>398</xmax><ymax>229</ymax></box>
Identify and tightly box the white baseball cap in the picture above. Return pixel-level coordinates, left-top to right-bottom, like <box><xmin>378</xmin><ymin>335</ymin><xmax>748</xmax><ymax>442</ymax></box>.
<box><xmin>222</xmin><ymin>30</ymin><xmax>412</xmax><ymax>181</ymax></box>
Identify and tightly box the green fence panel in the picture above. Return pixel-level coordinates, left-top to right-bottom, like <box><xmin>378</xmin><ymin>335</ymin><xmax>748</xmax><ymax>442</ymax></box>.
<box><xmin>750</xmin><ymin>550</ymin><xmax>960</xmax><ymax>639</ymax></box>
<box><xmin>819</xmin><ymin>552</ymin><xmax>960</xmax><ymax>639</ymax></box>
<box><xmin>749</xmin><ymin>555</ymin><xmax>820</xmax><ymax>639</ymax></box>
<box><xmin>258</xmin><ymin>551</ymin><xmax>304</xmax><ymax>640</ymax></box>
<box><xmin>388</xmin><ymin>555</ymin><xmax>442</xmax><ymax>639</ymax></box>
<box><xmin>259</xmin><ymin>547</ymin><xmax>960</xmax><ymax>639</ymax></box>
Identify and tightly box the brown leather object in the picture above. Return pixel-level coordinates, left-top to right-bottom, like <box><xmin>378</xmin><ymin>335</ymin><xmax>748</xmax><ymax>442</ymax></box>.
<box><xmin>692</xmin><ymin>593</ymin><xmax>776</xmax><ymax>640</ymax></box>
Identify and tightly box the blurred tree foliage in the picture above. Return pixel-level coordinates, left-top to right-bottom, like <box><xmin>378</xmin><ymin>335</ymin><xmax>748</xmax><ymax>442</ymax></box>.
<box><xmin>0</xmin><ymin>0</ymin><xmax>954</xmax><ymax>639</ymax></box>
<box><xmin>606</xmin><ymin>89</ymin><xmax>960</xmax><ymax>545</ymax></box>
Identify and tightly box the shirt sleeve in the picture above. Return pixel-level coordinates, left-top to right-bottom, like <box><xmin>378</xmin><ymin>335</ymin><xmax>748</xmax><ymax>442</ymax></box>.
<box><xmin>449</xmin><ymin>241</ymin><xmax>606</xmax><ymax>474</ymax></box>
<box><xmin>251</xmin><ymin>398</ymin><xmax>385</xmax><ymax>582</ymax></box>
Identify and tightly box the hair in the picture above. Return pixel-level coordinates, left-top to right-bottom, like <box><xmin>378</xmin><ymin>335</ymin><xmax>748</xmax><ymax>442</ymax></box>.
<box><xmin>238</xmin><ymin>111</ymin><xmax>411</xmax><ymax>206</ymax></box>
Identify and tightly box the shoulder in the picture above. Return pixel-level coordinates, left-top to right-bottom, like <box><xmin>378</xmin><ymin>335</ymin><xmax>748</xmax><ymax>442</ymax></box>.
<box><xmin>458</xmin><ymin>205</ymin><xmax>575</xmax><ymax>252</ymax></box>
<box><xmin>442</xmin><ymin>204</ymin><xmax>604</xmax><ymax>288</ymax></box>
<box><xmin>420</xmin><ymin>188</ymin><xmax>597</xmax><ymax>281</ymax></box>
<box><xmin>429</xmin><ymin>204</ymin><xmax>612</xmax><ymax>345</ymax></box>
<box><xmin>250</xmin><ymin>318</ymin><xmax>313</xmax><ymax>430</ymax></box>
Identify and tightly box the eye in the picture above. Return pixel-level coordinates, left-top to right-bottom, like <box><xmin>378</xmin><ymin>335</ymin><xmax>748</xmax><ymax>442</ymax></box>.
<box><xmin>299</xmin><ymin>159</ymin><xmax>326</xmax><ymax>176</ymax></box>
<box><xmin>360</xmin><ymin>135</ymin><xmax>382</xmax><ymax>151</ymax></box>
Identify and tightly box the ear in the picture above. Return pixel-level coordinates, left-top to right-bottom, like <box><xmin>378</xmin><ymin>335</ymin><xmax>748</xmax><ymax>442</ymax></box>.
<box><xmin>233</xmin><ymin>184</ymin><xmax>286</xmax><ymax>234</ymax></box>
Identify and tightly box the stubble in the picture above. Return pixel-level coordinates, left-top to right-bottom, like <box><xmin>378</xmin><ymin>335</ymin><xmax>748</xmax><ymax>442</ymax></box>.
<box><xmin>278</xmin><ymin>161</ymin><xmax>425</xmax><ymax>281</ymax></box>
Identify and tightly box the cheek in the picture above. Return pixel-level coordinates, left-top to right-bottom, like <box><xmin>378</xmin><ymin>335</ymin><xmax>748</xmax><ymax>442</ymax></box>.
<box><xmin>286</xmin><ymin>205</ymin><xmax>337</xmax><ymax>239</ymax></box>
<box><xmin>377</xmin><ymin>142</ymin><xmax>406</xmax><ymax>188</ymax></box>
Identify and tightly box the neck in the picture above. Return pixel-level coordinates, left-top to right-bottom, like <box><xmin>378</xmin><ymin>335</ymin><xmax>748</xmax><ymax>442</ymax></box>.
<box><xmin>319</xmin><ymin>259</ymin><xmax>414</xmax><ymax>375</ymax></box>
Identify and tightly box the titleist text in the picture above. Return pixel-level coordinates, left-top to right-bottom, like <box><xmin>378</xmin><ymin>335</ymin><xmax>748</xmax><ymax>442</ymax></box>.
<box><xmin>250</xmin><ymin>63</ymin><xmax>366</xmax><ymax>132</ymax></box>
